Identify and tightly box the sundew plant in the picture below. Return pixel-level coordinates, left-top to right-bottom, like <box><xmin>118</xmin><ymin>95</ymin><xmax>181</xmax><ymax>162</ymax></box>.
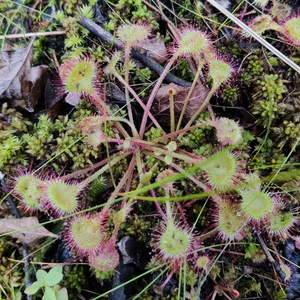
<box><xmin>1</xmin><ymin>0</ymin><xmax>300</xmax><ymax>299</ymax></box>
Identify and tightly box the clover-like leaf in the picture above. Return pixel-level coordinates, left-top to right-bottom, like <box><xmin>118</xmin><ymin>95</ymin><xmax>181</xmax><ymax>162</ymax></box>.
<box><xmin>56</xmin><ymin>287</ymin><xmax>68</xmax><ymax>300</ymax></box>
<box><xmin>45</xmin><ymin>266</ymin><xmax>64</xmax><ymax>286</ymax></box>
<box><xmin>164</xmin><ymin>155</ymin><xmax>173</xmax><ymax>165</ymax></box>
<box><xmin>24</xmin><ymin>281</ymin><xmax>43</xmax><ymax>295</ymax></box>
<box><xmin>36</xmin><ymin>269</ymin><xmax>48</xmax><ymax>283</ymax></box>
<box><xmin>43</xmin><ymin>286</ymin><xmax>57</xmax><ymax>300</ymax></box>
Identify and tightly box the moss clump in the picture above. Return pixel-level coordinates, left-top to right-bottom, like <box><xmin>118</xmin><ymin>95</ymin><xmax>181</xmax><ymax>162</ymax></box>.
<box><xmin>252</xmin><ymin>74</ymin><xmax>287</xmax><ymax>127</ymax></box>
<box><xmin>64</xmin><ymin>265</ymin><xmax>86</xmax><ymax>297</ymax></box>
<box><xmin>222</xmin><ymin>86</ymin><xmax>238</xmax><ymax>105</ymax></box>
<box><xmin>105</xmin><ymin>0</ymin><xmax>159</xmax><ymax>31</ymax></box>
<box><xmin>145</xmin><ymin>127</ymin><xmax>165</xmax><ymax>141</ymax></box>
<box><xmin>0</xmin><ymin>101</ymin><xmax>108</xmax><ymax>173</ymax></box>
<box><xmin>0</xmin><ymin>239</ymin><xmax>24</xmax><ymax>293</ymax></box>
<box><xmin>246</xmin><ymin>55</ymin><xmax>264</xmax><ymax>76</ymax></box>
<box><xmin>119</xmin><ymin>216</ymin><xmax>151</xmax><ymax>242</ymax></box>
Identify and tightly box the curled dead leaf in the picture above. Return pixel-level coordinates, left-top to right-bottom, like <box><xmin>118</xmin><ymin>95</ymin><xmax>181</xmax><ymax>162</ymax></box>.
<box><xmin>151</xmin><ymin>82</ymin><xmax>208</xmax><ymax>125</ymax></box>
<box><xmin>0</xmin><ymin>216</ymin><xmax>58</xmax><ymax>247</ymax></box>
<box><xmin>137</xmin><ymin>37</ymin><xmax>167</xmax><ymax>64</ymax></box>
<box><xmin>0</xmin><ymin>38</ymin><xmax>48</xmax><ymax>111</ymax></box>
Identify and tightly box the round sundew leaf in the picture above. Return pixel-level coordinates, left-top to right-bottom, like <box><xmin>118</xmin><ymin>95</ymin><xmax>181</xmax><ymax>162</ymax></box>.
<box><xmin>217</xmin><ymin>201</ymin><xmax>249</xmax><ymax>241</ymax></box>
<box><xmin>196</xmin><ymin>256</ymin><xmax>210</xmax><ymax>271</ymax></box>
<box><xmin>176</xmin><ymin>29</ymin><xmax>209</xmax><ymax>57</ymax></box>
<box><xmin>15</xmin><ymin>175</ymin><xmax>45</xmax><ymax>210</ymax></box>
<box><xmin>156</xmin><ymin>169</ymin><xmax>177</xmax><ymax>191</ymax></box>
<box><xmin>117</xmin><ymin>24</ymin><xmax>150</xmax><ymax>45</ymax></box>
<box><xmin>159</xmin><ymin>222</ymin><xmax>190</xmax><ymax>259</ymax></box>
<box><xmin>80</xmin><ymin>116</ymin><xmax>106</xmax><ymax>147</ymax></box>
<box><xmin>89</xmin><ymin>241</ymin><xmax>119</xmax><ymax>272</ymax></box>
<box><xmin>284</xmin><ymin>18</ymin><xmax>300</xmax><ymax>46</ymax></box>
<box><xmin>65</xmin><ymin>61</ymin><xmax>95</xmax><ymax>94</ymax></box>
<box><xmin>202</xmin><ymin>150</ymin><xmax>236</xmax><ymax>189</ymax></box>
<box><xmin>240</xmin><ymin>190</ymin><xmax>275</xmax><ymax>220</ymax></box>
<box><xmin>70</xmin><ymin>215</ymin><xmax>103</xmax><ymax>251</ymax></box>
<box><xmin>253</xmin><ymin>0</ymin><xmax>269</xmax><ymax>8</ymax></box>
<box><xmin>59</xmin><ymin>59</ymin><xmax>78</xmax><ymax>83</ymax></box>
<box><xmin>248</xmin><ymin>15</ymin><xmax>281</xmax><ymax>35</ymax></box>
<box><xmin>268</xmin><ymin>211</ymin><xmax>294</xmax><ymax>235</ymax></box>
<box><xmin>209</xmin><ymin>59</ymin><xmax>232</xmax><ymax>86</ymax></box>
<box><xmin>242</xmin><ymin>173</ymin><xmax>261</xmax><ymax>191</ymax></box>
<box><xmin>279</xmin><ymin>262</ymin><xmax>292</xmax><ymax>281</ymax></box>
<box><xmin>47</xmin><ymin>181</ymin><xmax>79</xmax><ymax>214</ymax></box>
<box><xmin>214</xmin><ymin>118</ymin><xmax>242</xmax><ymax>146</ymax></box>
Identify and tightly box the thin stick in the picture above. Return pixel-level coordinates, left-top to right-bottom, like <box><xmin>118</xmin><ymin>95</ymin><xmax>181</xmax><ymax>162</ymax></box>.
<box><xmin>0</xmin><ymin>30</ymin><xmax>66</xmax><ymax>40</ymax></box>
<box><xmin>77</xmin><ymin>16</ymin><xmax>191</xmax><ymax>87</ymax></box>
<box><xmin>0</xmin><ymin>177</ymin><xmax>33</xmax><ymax>300</ymax></box>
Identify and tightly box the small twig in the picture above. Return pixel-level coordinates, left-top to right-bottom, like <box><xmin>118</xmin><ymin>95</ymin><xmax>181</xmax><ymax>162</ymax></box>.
<box><xmin>256</xmin><ymin>230</ymin><xmax>286</xmax><ymax>280</ymax></box>
<box><xmin>0</xmin><ymin>177</ymin><xmax>21</xmax><ymax>218</ymax></box>
<box><xmin>77</xmin><ymin>16</ymin><xmax>191</xmax><ymax>87</ymax></box>
<box><xmin>0</xmin><ymin>176</ymin><xmax>33</xmax><ymax>300</ymax></box>
<box><xmin>142</xmin><ymin>0</ymin><xmax>181</xmax><ymax>40</ymax></box>
<box><xmin>20</xmin><ymin>244</ymin><xmax>33</xmax><ymax>300</ymax></box>
<box><xmin>0</xmin><ymin>30</ymin><xmax>66</xmax><ymax>40</ymax></box>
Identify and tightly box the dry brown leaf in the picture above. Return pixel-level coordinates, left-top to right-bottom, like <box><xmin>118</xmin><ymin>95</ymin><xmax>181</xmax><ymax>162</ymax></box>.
<box><xmin>0</xmin><ymin>39</ymin><xmax>34</xmax><ymax>99</ymax></box>
<box><xmin>152</xmin><ymin>82</ymin><xmax>208</xmax><ymax>125</ymax></box>
<box><xmin>22</xmin><ymin>65</ymin><xmax>49</xmax><ymax>110</ymax></box>
<box><xmin>137</xmin><ymin>37</ymin><xmax>167</xmax><ymax>64</ymax></box>
<box><xmin>0</xmin><ymin>217</ymin><xmax>58</xmax><ymax>247</ymax></box>
<box><xmin>0</xmin><ymin>38</ymin><xmax>48</xmax><ymax>112</ymax></box>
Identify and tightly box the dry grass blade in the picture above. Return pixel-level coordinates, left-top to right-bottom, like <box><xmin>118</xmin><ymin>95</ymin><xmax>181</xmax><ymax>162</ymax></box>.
<box><xmin>206</xmin><ymin>0</ymin><xmax>300</xmax><ymax>74</ymax></box>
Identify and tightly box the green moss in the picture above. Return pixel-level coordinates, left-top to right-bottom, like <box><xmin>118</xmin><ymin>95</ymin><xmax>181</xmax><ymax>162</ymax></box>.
<box><xmin>145</xmin><ymin>127</ymin><xmax>164</xmax><ymax>141</ymax></box>
<box><xmin>0</xmin><ymin>135</ymin><xmax>23</xmax><ymax>169</ymax></box>
<box><xmin>64</xmin><ymin>265</ymin><xmax>86</xmax><ymax>297</ymax></box>
<box><xmin>251</xmin><ymin>136</ymin><xmax>287</xmax><ymax>169</ymax></box>
<box><xmin>222</xmin><ymin>86</ymin><xmax>238</xmax><ymax>105</ymax></box>
<box><xmin>252</xmin><ymin>74</ymin><xmax>287</xmax><ymax>127</ymax></box>
<box><xmin>119</xmin><ymin>216</ymin><xmax>151</xmax><ymax>242</ymax></box>
<box><xmin>179</xmin><ymin>112</ymin><xmax>212</xmax><ymax>147</ymax></box>
<box><xmin>0</xmin><ymin>240</ymin><xmax>24</xmax><ymax>291</ymax></box>
<box><xmin>106</xmin><ymin>0</ymin><xmax>159</xmax><ymax>30</ymax></box>
<box><xmin>247</xmin><ymin>55</ymin><xmax>264</xmax><ymax>76</ymax></box>
<box><xmin>88</xmin><ymin>176</ymin><xmax>106</xmax><ymax>199</ymax></box>
<box><xmin>0</xmin><ymin>101</ymin><xmax>108</xmax><ymax>172</ymax></box>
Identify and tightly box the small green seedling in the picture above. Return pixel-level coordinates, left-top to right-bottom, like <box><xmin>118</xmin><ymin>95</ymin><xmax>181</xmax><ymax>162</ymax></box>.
<box><xmin>24</xmin><ymin>266</ymin><xmax>68</xmax><ymax>300</ymax></box>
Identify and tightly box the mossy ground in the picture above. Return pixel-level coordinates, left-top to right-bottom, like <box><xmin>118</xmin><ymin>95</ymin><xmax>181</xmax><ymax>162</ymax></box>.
<box><xmin>1</xmin><ymin>0</ymin><xmax>300</xmax><ymax>299</ymax></box>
